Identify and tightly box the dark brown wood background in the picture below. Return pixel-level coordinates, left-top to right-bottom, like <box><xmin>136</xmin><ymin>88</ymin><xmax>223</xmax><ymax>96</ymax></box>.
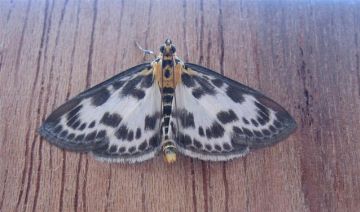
<box><xmin>1</xmin><ymin>0</ymin><xmax>360</xmax><ymax>211</ymax></box>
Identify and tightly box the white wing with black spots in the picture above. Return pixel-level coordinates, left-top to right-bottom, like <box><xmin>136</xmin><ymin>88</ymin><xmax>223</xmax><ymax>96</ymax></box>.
<box><xmin>170</xmin><ymin>63</ymin><xmax>297</xmax><ymax>161</ymax></box>
<box><xmin>39</xmin><ymin>64</ymin><xmax>162</xmax><ymax>163</ymax></box>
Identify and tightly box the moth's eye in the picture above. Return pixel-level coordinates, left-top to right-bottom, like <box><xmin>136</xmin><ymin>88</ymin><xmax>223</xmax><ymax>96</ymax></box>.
<box><xmin>160</xmin><ymin>45</ymin><xmax>165</xmax><ymax>53</ymax></box>
<box><xmin>170</xmin><ymin>45</ymin><xmax>176</xmax><ymax>53</ymax></box>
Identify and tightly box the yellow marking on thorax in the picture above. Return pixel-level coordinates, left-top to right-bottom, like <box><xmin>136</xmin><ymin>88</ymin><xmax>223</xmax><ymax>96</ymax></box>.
<box><xmin>152</xmin><ymin>55</ymin><xmax>182</xmax><ymax>88</ymax></box>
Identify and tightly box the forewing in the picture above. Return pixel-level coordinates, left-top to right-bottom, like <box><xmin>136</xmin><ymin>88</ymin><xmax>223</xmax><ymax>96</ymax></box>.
<box><xmin>171</xmin><ymin>63</ymin><xmax>297</xmax><ymax>161</ymax></box>
<box><xmin>39</xmin><ymin>64</ymin><xmax>162</xmax><ymax>163</ymax></box>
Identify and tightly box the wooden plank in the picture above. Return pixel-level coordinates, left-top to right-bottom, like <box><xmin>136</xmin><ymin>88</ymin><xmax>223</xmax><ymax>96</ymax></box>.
<box><xmin>0</xmin><ymin>0</ymin><xmax>359</xmax><ymax>211</ymax></box>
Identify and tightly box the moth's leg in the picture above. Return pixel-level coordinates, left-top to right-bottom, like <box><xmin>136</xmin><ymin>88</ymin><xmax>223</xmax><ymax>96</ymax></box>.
<box><xmin>135</xmin><ymin>41</ymin><xmax>156</xmax><ymax>58</ymax></box>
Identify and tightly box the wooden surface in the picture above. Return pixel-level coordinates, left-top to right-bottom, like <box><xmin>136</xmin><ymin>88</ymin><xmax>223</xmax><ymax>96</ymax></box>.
<box><xmin>1</xmin><ymin>0</ymin><xmax>360</xmax><ymax>211</ymax></box>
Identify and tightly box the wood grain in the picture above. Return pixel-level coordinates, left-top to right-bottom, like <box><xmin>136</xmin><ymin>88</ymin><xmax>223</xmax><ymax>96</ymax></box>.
<box><xmin>1</xmin><ymin>0</ymin><xmax>360</xmax><ymax>211</ymax></box>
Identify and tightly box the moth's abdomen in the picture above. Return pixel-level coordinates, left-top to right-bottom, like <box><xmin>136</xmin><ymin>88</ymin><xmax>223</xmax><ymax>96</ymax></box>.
<box><xmin>161</xmin><ymin>87</ymin><xmax>174</xmax><ymax>138</ymax></box>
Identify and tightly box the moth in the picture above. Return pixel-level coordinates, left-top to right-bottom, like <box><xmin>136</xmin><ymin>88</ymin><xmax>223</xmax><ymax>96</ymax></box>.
<box><xmin>39</xmin><ymin>39</ymin><xmax>297</xmax><ymax>163</ymax></box>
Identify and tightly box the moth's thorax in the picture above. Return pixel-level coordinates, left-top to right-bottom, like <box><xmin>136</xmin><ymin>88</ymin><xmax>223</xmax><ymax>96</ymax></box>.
<box><xmin>152</xmin><ymin>55</ymin><xmax>183</xmax><ymax>89</ymax></box>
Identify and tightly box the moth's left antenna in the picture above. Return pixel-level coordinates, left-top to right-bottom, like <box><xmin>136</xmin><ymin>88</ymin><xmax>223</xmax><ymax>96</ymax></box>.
<box><xmin>135</xmin><ymin>41</ymin><xmax>156</xmax><ymax>58</ymax></box>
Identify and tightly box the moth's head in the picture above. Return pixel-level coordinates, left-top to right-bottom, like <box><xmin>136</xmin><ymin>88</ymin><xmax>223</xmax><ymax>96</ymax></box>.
<box><xmin>160</xmin><ymin>38</ymin><xmax>176</xmax><ymax>56</ymax></box>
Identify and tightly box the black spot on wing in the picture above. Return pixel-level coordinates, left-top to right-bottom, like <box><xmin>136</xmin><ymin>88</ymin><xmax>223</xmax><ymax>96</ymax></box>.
<box><xmin>178</xmin><ymin>133</ymin><xmax>192</xmax><ymax>146</ymax></box>
<box><xmin>256</xmin><ymin>102</ymin><xmax>271</xmax><ymax>125</ymax></box>
<box><xmin>67</xmin><ymin>105</ymin><xmax>83</xmax><ymax>120</ymax></box>
<box><xmin>205</xmin><ymin>144</ymin><xmax>212</xmax><ymax>151</ymax></box>
<box><xmin>75</xmin><ymin>134</ymin><xmax>85</xmax><ymax>142</ymax></box>
<box><xmin>251</xmin><ymin>119</ymin><xmax>259</xmax><ymax>127</ymax></box>
<box><xmin>96</xmin><ymin>130</ymin><xmax>106</xmax><ymax>139</ymax></box>
<box><xmin>145</xmin><ymin>114</ymin><xmax>159</xmax><ymax>131</ymax></box>
<box><xmin>149</xmin><ymin>134</ymin><xmax>160</xmax><ymax>147</ymax></box>
<box><xmin>257</xmin><ymin>117</ymin><xmax>266</xmax><ymax>126</ymax></box>
<box><xmin>214</xmin><ymin>145</ymin><xmax>222</xmax><ymax>151</ymax></box>
<box><xmin>242</xmin><ymin>128</ymin><xmax>253</xmax><ymax>137</ymax></box>
<box><xmin>233</xmin><ymin>126</ymin><xmax>243</xmax><ymax>135</ymax></box>
<box><xmin>109</xmin><ymin>145</ymin><xmax>117</xmax><ymax>153</ymax></box>
<box><xmin>112</xmin><ymin>80</ymin><xmax>125</xmax><ymax>90</ymax></box>
<box><xmin>262</xmin><ymin>129</ymin><xmax>271</xmax><ymax>136</ymax></box>
<box><xmin>79</xmin><ymin>123</ymin><xmax>87</xmax><ymax>131</ymax></box>
<box><xmin>115</xmin><ymin>125</ymin><xmax>128</xmax><ymax>140</ymax></box>
<box><xmin>140</xmin><ymin>74</ymin><xmax>154</xmax><ymax>88</ymax></box>
<box><xmin>128</xmin><ymin>147</ymin><xmax>136</xmax><ymax>153</ymax></box>
<box><xmin>193</xmin><ymin>139</ymin><xmax>202</xmax><ymax>149</ymax></box>
<box><xmin>118</xmin><ymin>147</ymin><xmax>126</xmax><ymax>153</ymax></box>
<box><xmin>223</xmin><ymin>143</ymin><xmax>231</xmax><ymax>150</ymax></box>
<box><xmin>182</xmin><ymin>73</ymin><xmax>195</xmax><ymax>87</ymax></box>
<box><xmin>192</xmin><ymin>88</ymin><xmax>205</xmax><ymax>99</ymax></box>
<box><xmin>242</xmin><ymin>118</ymin><xmax>250</xmax><ymax>125</ymax></box>
<box><xmin>173</xmin><ymin>109</ymin><xmax>195</xmax><ymax>129</ymax></box>
<box><xmin>269</xmin><ymin>125</ymin><xmax>277</xmax><ymax>133</ymax></box>
<box><xmin>205</xmin><ymin>128</ymin><xmax>212</xmax><ymax>139</ymax></box>
<box><xmin>206</xmin><ymin>122</ymin><xmax>225</xmax><ymax>139</ymax></box>
<box><xmin>71</xmin><ymin>120</ymin><xmax>81</xmax><ymax>130</ymax></box>
<box><xmin>127</xmin><ymin>130</ymin><xmax>134</xmax><ymax>141</ymax></box>
<box><xmin>121</xmin><ymin>76</ymin><xmax>146</xmax><ymax>99</ymax></box>
<box><xmin>259</xmin><ymin>112</ymin><xmax>270</xmax><ymax>122</ymax></box>
<box><xmin>170</xmin><ymin>122</ymin><xmax>177</xmax><ymax>135</ymax></box>
<box><xmin>226</xmin><ymin>85</ymin><xmax>244</xmax><ymax>103</ymax></box>
<box><xmin>131</xmin><ymin>89</ymin><xmax>145</xmax><ymax>99</ymax></box>
<box><xmin>211</xmin><ymin>78</ymin><xmax>223</xmax><ymax>88</ymax></box>
<box><xmin>198</xmin><ymin>127</ymin><xmax>204</xmax><ymax>137</ymax></box>
<box><xmin>100</xmin><ymin>112</ymin><xmax>122</xmax><ymax>128</ymax></box>
<box><xmin>193</xmin><ymin>75</ymin><xmax>215</xmax><ymax>95</ymax></box>
<box><xmin>122</xmin><ymin>76</ymin><xmax>142</xmax><ymax>94</ymax></box>
<box><xmin>138</xmin><ymin>140</ymin><xmax>148</xmax><ymax>151</ymax></box>
<box><xmin>67</xmin><ymin>133</ymin><xmax>75</xmax><ymax>140</ymax></box>
<box><xmin>67</xmin><ymin>114</ymin><xmax>79</xmax><ymax>128</ymax></box>
<box><xmin>89</xmin><ymin>121</ymin><xmax>96</xmax><ymax>128</ymax></box>
<box><xmin>85</xmin><ymin>131</ymin><xmax>97</xmax><ymax>141</ymax></box>
<box><xmin>60</xmin><ymin>130</ymin><xmax>68</xmax><ymax>138</ymax></box>
<box><xmin>91</xmin><ymin>88</ymin><xmax>110</xmax><ymax>106</ymax></box>
<box><xmin>190</xmin><ymin>75</ymin><xmax>216</xmax><ymax>99</ymax></box>
<box><xmin>135</xmin><ymin>128</ymin><xmax>141</xmax><ymax>139</ymax></box>
<box><xmin>255</xmin><ymin>101</ymin><xmax>270</xmax><ymax>116</ymax></box>
<box><xmin>217</xmin><ymin>109</ymin><xmax>238</xmax><ymax>124</ymax></box>
<box><xmin>253</xmin><ymin>130</ymin><xmax>263</xmax><ymax>137</ymax></box>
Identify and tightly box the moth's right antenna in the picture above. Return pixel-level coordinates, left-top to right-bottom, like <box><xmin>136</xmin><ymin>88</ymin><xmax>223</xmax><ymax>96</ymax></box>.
<box><xmin>135</xmin><ymin>41</ymin><xmax>156</xmax><ymax>58</ymax></box>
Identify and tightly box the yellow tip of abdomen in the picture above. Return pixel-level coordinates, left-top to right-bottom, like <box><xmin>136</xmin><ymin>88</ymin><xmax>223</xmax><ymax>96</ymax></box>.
<box><xmin>164</xmin><ymin>152</ymin><xmax>177</xmax><ymax>163</ymax></box>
